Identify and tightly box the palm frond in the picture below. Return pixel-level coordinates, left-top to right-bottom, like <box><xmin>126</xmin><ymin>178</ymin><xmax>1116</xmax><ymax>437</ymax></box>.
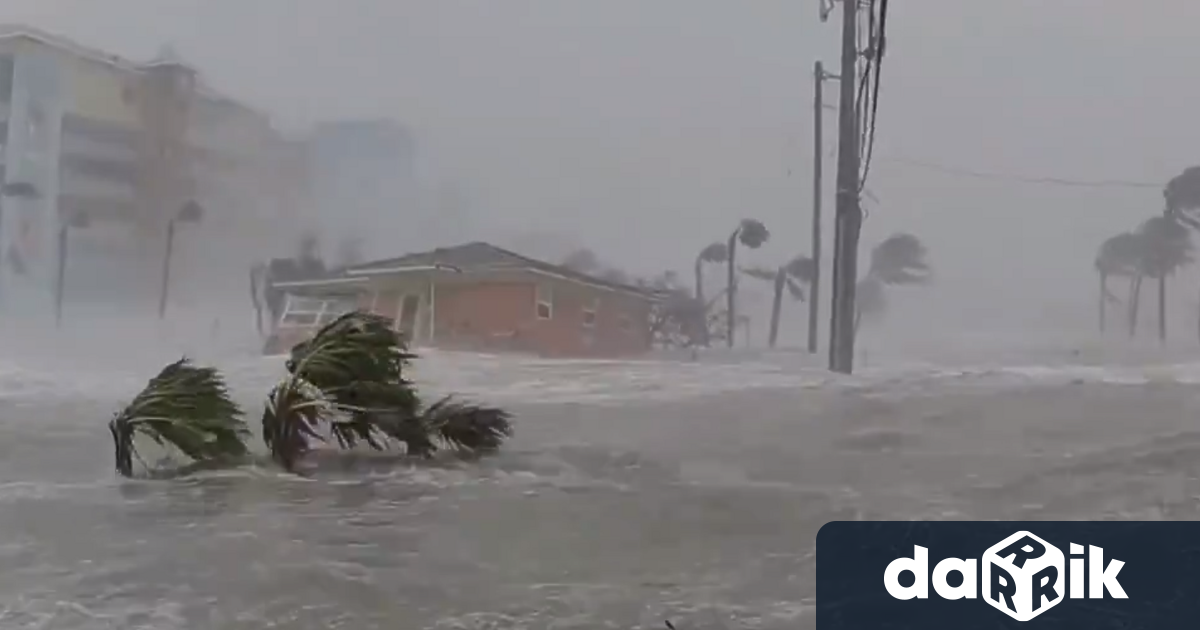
<box><xmin>869</xmin><ymin>233</ymin><xmax>931</xmax><ymax>285</ymax></box>
<box><xmin>698</xmin><ymin>242</ymin><xmax>729</xmax><ymax>263</ymax></box>
<box><xmin>736</xmin><ymin>219</ymin><xmax>770</xmax><ymax>249</ymax></box>
<box><xmin>422</xmin><ymin>396</ymin><xmax>514</xmax><ymax>456</ymax></box>
<box><xmin>267</xmin><ymin>310</ymin><xmax>515</xmax><ymax>471</ymax></box>
<box><xmin>784</xmin><ymin>256</ymin><xmax>816</xmax><ymax>284</ymax></box>
<box><xmin>740</xmin><ymin>266</ymin><xmax>778</xmax><ymax>282</ymax></box>
<box><xmin>261</xmin><ymin>376</ymin><xmax>335</xmax><ymax>472</ymax></box>
<box><xmin>288</xmin><ymin>311</ymin><xmax>420</xmax><ymax>415</ymax></box>
<box><xmin>109</xmin><ymin>357</ymin><xmax>248</xmax><ymax>477</ymax></box>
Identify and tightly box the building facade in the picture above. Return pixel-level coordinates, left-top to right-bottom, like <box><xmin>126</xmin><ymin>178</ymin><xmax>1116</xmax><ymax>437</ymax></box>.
<box><xmin>0</xmin><ymin>25</ymin><xmax>298</xmax><ymax>319</ymax></box>
<box><xmin>265</xmin><ymin>242</ymin><xmax>658</xmax><ymax>358</ymax></box>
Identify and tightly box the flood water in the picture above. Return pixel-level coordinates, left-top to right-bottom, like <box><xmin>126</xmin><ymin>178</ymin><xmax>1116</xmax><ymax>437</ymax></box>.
<box><xmin>2</xmin><ymin>347</ymin><xmax>1200</xmax><ymax>629</ymax></box>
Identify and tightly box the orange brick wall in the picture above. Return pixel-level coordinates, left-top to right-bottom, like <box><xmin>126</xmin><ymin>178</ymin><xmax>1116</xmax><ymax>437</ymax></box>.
<box><xmin>423</xmin><ymin>279</ymin><xmax>652</xmax><ymax>357</ymax></box>
<box><xmin>264</xmin><ymin>279</ymin><xmax>653</xmax><ymax>358</ymax></box>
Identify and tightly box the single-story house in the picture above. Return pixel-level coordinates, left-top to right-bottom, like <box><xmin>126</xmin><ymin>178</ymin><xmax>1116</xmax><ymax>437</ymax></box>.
<box><xmin>264</xmin><ymin>241</ymin><xmax>663</xmax><ymax>358</ymax></box>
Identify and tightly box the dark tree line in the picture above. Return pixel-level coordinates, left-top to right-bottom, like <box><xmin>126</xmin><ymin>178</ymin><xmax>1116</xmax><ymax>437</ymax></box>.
<box><xmin>1094</xmin><ymin>167</ymin><xmax>1200</xmax><ymax>342</ymax></box>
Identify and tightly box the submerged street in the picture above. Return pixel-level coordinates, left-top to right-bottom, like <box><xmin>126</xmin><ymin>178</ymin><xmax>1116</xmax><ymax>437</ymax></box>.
<box><xmin>1</xmin><ymin>351</ymin><xmax>1198</xmax><ymax>629</ymax></box>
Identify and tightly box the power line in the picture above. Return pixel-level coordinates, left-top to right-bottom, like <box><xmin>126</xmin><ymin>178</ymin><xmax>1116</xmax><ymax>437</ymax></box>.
<box><xmin>857</xmin><ymin>0</ymin><xmax>887</xmax><ymax>195</ymax></box>
<box><xmin>878</xmin><ymin>156</ymin><xmax>1163</xmax><ymax>189</ymax></box>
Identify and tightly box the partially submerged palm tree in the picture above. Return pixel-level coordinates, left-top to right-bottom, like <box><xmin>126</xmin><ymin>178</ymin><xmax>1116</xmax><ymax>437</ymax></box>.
<box><xmin>109</xmin><ymin>358</ymin><xmax>249</xmax><ymax>477</ymax></box>
<box><xmin>742</xmin><ymin>255</ymin><xmax>814</xmax><ymax>348</ymax></box>
<box><xmin>112</xmin><ymin>312</ymin><xmax>513</xmax><ymax>477</ymax></box>
<box><xmin>854</xmin><ymin>233</ymin><xmax>931</xmax><ymax>337</ymax></box>
<box><xmin>265</xmin><ymin>311</ymin><xmax>512</xmax><ymax>472</ymax></box>
<box><xmin>724</xmin><ymin>219</ymin><xmax>770</xmax><ymax>348</ymax></box>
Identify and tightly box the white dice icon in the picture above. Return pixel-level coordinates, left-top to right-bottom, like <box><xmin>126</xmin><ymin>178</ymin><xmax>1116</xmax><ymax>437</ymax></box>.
<box><xmin>981</xmin><ymin>531</ymin><xmax>1065</xmax><ymax>621</ymax></box>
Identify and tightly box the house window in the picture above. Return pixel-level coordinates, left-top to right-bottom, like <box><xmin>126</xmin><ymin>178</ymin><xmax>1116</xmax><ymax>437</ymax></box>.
<box><xmin>279</xmin><ymin>295</ymin><xmax>325</xmax><ymax>327</ymax></box>
<box><xmin>535</xmin><ymin>284</ymin><xmax>553</xmax><ymax>320</ymax></box>
<box><xmin>582</xmin><ymin>297</ymin><xmax>598</xmax><ymax>328</ymax></box>
<box><xmin>279</xmin><ymin>295</ymin><xmax>356</xmax><ymax>328</ymax></box>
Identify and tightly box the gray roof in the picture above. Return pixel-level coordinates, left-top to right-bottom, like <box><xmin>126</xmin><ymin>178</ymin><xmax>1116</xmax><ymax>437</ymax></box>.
<box><xmin>342</xmin><ymin>241</ymin><xmax>661</xmax><ymax>298</ymax></box>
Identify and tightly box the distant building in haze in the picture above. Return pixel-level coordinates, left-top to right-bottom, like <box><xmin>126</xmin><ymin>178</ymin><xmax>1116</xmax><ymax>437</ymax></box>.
<box><xmin>0</xmin><ymin>24</ymin><xmax>298</xmax><ymax>318</ymax></box>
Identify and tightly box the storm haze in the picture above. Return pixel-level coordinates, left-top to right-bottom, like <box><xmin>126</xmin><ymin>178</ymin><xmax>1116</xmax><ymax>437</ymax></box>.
<box><xmin>7</xmin><ymin>0</ymin><xmax>1199</xmax><ymax>350</ymax></box>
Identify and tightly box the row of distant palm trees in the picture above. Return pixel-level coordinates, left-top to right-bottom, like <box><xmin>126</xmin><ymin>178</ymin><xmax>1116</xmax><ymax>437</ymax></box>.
<box><xmin>560</xmin><ymin>219</ymin><xmax>932</xmax><ymax>350</ymax></box>
<box><xmin>691</xmin><ymin>219</ymin><xmax>932</xmax><ymax>349</ymax></box>
<box><xmin>1094</xmin><ymin>166</ymin><xmax>1200</xmax><ymax>342</ymax></box>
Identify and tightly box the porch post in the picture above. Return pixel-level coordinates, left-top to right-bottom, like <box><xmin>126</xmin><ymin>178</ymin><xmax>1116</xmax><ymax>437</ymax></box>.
<box><xmin>428</xmin><ymin>279</ymin><xmax>437</xmax><ymax>343</ymax></box>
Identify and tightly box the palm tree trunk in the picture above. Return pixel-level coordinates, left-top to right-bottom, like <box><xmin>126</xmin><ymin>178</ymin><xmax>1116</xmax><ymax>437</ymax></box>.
<box><xmin>694</xmin><ymin>259</ymin><xmax>711</xmax><ymax>348</ymax></box>
<box><xmin>1128</xmin><ymin>275</ymin><xmax>1143</xmax><ymax>338</ymax></box>
<box><xmin>725</xmin><ymin>231</ymin><xmax>739</xmax><ymax>349</ymax></box>
<box><xmin>1098</xmin><ymin>271</ymin><xmax>1106</xmax><ymax>334</ymax></box>
<box><xmin>1158</xmin><ymin>274</ymin><xmax>1167</xmax><ymax>344</ymax></box>
<box><xmin>768</xmin><ymin>271</ymin><xmax>784</xmax><ymax>348</ymax></box>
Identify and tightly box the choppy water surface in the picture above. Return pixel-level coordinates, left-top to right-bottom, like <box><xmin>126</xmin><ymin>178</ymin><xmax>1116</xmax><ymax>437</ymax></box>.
<box><xmin>3</xmin><ymin>348</ymin><xmax>1200</xmax><ymax>629</ymax></box>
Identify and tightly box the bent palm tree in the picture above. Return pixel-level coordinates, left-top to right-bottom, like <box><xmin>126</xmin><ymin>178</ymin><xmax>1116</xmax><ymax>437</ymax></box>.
<box><xmin>724</xmin><ymin>219</ymin><xmax>770</xmax><ymax>348</ymax></box>
<box><xmin>266</xmin><ymin>311</ymin><xmax>512</xmax><ymax>472</ymax></box>
<box><xmin>694</xmin><ymin>242</ymin><xmax>728</xmax><ymax>303</ymax></box>
<box><xmin>693</xmin><ymin>242</ymin><xmax>728</xmax><ymax>347</ymax></box>
<box><xmin>853</xmin><ymin>233</ymin><xmax>931</xmax><ymax>338</ymax></box>
<box><xmin>742</xmin><ymin>255</ymin><xmax>815</xmax><ymax>348</ymax></box>
<box><xmin>1094</xmin><ymin>232</ymin><xmax>1140</xmax><ymax>334</ymax></box>
<box><xmin>109</xmin><ymin>358</ymin><xmax>249</xmax><ymax>477</ymax></box>
<box><xmin>1134</xmin><ymin>215</ymin><xmax>1193</xmax><ymax>342</ymax></box>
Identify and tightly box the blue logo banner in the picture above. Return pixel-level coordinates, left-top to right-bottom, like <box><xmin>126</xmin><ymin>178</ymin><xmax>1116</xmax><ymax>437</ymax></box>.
<box><xmin>817</xmin><ymin>521</ymin><xmax>1199</xmax><ymax>629</ymax></box>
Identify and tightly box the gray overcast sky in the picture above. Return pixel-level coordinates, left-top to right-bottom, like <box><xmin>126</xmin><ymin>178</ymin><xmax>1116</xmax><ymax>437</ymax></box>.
<box><xmin>10</xmin><ymin>0</ymin><xmax>1200</xmax><ymax>337</ymax></box>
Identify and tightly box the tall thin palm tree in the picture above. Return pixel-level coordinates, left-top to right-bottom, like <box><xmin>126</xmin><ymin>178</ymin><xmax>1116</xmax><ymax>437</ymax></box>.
<box><xmin>1093</xmin><ymin>232</ymin><xmax>1140</xmax><ymax>334</ymax></box>
<box><xmin>853</xmin><ymin>233</ymin><xmax>931</xmax><ymax>338</ymax></box>
<box><xmin>1134</xmin><ymin>215</ymin><xmax>1193</xmax><ymax>343</ymax></box>
<box><xmin>692</xmin><ymin>242</ymin><xmax>728</xmax><ymax>348</ymax></box>
<box><xmin>742</xmin><ymin>255</ymin><xmax>814</xmax><ymax>348</ymax></box>
<box><xmin>1163</xmin><ymin>167</ymin><xmax>1200</xmax><ymax>342</ymax></box>
<box><xmin>724</xmin><ymin>219</ymin><xmax>770</xmax><ymax>348</ymax></box>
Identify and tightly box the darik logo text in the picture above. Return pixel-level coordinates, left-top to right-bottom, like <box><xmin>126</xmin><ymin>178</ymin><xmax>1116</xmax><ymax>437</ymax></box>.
<box><xmin>883</xmin><ymin>531</ymin><xmax>1127</xmax><ymax>622</ymax></box>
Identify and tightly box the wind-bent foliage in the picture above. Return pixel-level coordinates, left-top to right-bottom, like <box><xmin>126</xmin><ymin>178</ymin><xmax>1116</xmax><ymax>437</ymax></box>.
<box><xmin>854</xmin><ymin>233</ymin><xmax>931</xmax><ymax>338</ymax></box>
<box><xmin>866</xmin><ymin>233</ymin><xmax>931</xmax><ymax>286</ymax></box>
<box><xmin>694</xmin><ymin>242</ymin><xmax>728</xmax><ymax>302</ymax></box>
<box><xmin>1165</xmin><ymin>166</ymin><xmax>1200</xmax><ymax>221</ymax></box>
<box><xmin>109</xmin><ymin>358</ymin><xmax>249</xmax><ymax>477</ymax></box>
<box><xmin>1094</xmin><ymin>232</ymin><xmax>1141</xmax><ymax>334</ymax></box>
<box><xmin>267</xmin><ymin>311</ymin><xmax>513</xmax><ymax>471</ymax></box>
<box><xmin>725</xmin><ymin>219</ymin><xmax>770</xmax><ymax>348</ymax></box>
<box><xmin>742</xmin><ymin>255</ymin><xmax>814</xmax><ymax>348</ymax></box>
<box><xmin>1136</xmin><ymin>215</ymin><xmax>1193</xmax><ymax>341</ymax></box>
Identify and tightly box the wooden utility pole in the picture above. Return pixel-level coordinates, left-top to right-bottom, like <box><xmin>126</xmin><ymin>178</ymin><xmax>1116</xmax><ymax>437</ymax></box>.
<box><xmin>828</xmin><ymin>0</ymin><xmax>862</xmax><ymax>374</ymax></box>
<box><xmin>808</xmin><ymin>61</ymin><xmax>833</xmax><ymax>355</ymax></box>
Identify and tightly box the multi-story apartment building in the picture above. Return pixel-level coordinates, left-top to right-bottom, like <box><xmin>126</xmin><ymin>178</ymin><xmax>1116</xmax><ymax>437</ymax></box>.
<box><xmin>0</xmin><ymin>25</ymin><xmax>304</xmax><ymax>320</ymax></box>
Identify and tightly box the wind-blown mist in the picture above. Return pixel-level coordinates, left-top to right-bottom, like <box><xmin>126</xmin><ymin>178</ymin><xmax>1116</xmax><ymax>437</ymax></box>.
<box><xmin>6</xmin><ymin>0</ymin><xmax>1198</xmax><ymax>358</ymax></box>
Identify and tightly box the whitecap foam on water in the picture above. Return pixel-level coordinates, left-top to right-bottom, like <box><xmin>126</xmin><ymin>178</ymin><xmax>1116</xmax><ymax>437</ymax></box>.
<box><xmin>4</xmin><ymin>345</ymin><xmax>1200</xmax><ymax>407</ymax></box>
